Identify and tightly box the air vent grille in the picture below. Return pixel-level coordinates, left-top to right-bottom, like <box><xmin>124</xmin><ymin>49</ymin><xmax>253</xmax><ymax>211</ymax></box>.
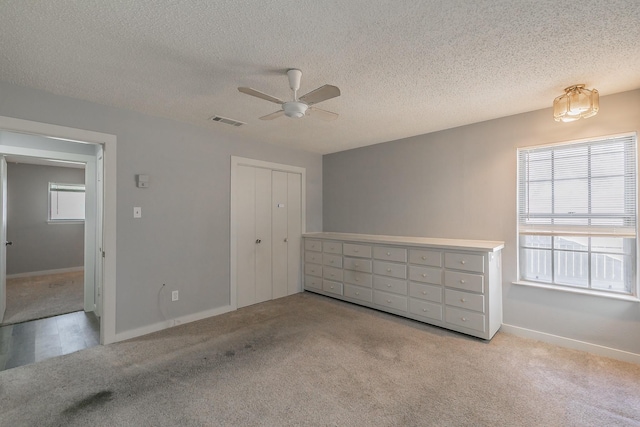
<box><xmin>209</xmin><ymin>115</ymin><xmax>245</xmax><ymax>127</ymax></box>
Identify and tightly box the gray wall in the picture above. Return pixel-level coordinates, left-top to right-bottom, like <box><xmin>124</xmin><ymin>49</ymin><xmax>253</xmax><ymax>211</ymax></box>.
<box><xmin>6</xmin><ymin>163</ymin><xmax>85</xmax><ymax>275</ymax></box>
<box><xmin>324</xmin><ymin>89</ymin><xmax>640</xmax><ymax>355</ymax></box>
<box><xmin>0</xmin><ymin>81</ymin><xmax>323</xmax><ymax>334</ymax></box>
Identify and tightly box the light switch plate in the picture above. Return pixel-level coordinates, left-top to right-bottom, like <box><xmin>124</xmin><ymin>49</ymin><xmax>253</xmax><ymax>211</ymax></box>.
<box><xmin>133</xmin><ymin>207</ymin><xmax>142</xmax><ymax>218</ymax></box>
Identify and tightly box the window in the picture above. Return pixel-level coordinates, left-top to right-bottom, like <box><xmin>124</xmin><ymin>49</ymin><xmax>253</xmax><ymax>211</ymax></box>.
<box><xmin>517</xmin><ymin>134</ymin><xmax>637</xmax><ymax>296</ymax></box>
<box><xmin>49</xmin><ymin>182</ymin><xmax>85</xmax><ymax>222</ymax></box>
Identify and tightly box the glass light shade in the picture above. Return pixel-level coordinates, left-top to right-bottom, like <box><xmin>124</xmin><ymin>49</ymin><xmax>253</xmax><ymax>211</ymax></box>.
<box><xmin>553</xmin><ymin>85</ymin><xmax>599</xmax><ymax>122</ymax></box>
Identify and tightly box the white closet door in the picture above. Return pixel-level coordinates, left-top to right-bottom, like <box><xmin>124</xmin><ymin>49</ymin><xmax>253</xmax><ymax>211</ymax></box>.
<box><xmin>254</xmin><ymin>168</ymin><xmax>272</xmax><ymax>304</ymax></box>
<box><xmin>287</xmin><ymin>172</ymin><xmax>302</xmax><ymax>295</ymax></box>
<box><xmin>272</xmin><ymin>171</ymin><xmax>289</xmax><ymax>299</ymax></box>
<box><xmin>236</xmin><ymin>165</ymin><xmax>257</xmax><ymax>308</ymax></box>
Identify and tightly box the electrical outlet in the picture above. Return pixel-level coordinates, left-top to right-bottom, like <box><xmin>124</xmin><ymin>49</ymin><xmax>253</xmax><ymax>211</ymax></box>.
<box><xmin>133</xmin><ymin>207</ymin><xmax>142</xmax><ymax>218</ymax></box>
<box><xmin>171</xmin><ymin>290</ymin><xmax>179</xmax><ymax>301</ymax></box>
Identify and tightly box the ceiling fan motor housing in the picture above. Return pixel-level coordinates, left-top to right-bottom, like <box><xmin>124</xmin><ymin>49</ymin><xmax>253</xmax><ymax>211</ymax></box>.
<box><xmin>283</xmin><ymin>101</ymin><xmax>308</xmax><ymax>118</ymax></box>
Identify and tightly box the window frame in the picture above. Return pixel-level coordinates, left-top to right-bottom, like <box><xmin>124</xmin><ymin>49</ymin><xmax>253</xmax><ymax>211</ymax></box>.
<box><xmin>516</xmin><ymin>132</ymin><xmax>639</xmax><ymax>299</ymax></box>
<box><xmin>48</xmin><ymin>182</ymin><xmax>86</xmax><ymax>223</ymax></box>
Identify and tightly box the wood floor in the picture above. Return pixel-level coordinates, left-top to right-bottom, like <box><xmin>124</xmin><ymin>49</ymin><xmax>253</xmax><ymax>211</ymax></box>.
<box><xmin>0</xmin><ymin>311</ymin><xmax>99</xmax><ymax>371</ymax></box>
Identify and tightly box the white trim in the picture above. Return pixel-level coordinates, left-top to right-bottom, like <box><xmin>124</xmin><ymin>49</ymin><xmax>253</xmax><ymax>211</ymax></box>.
<box><xmin>230</xmin><ymin>156</ymin><xmax>307</xmax><ymax>310</ymax></box>
<box><xmin>0</xmin><ymin>116</ymin><xmax>117</xmax><ymax>345</ymax></box>
<box><xmin>114</xmin><ymin>304</ymin><xmax>234</xmax><ymax>342</ymax></box>
<box><xmin>7</xmin><ymin>266</ymin><xmax>84</xmax><ymax>279</ymax></box>
<box><xmin>519</xmin><ymin>131</ymin><xmax>637</xmax><ymax>151</ymax></box>
<box><xmin>500</xmin><ymin>324</ymin><xmax>640</xmax><ymax>365</ymax></box>
<box><xmin>512</xmin><ymin>280</ymin><xmax>640</xmax><ymax>302</ymax></box>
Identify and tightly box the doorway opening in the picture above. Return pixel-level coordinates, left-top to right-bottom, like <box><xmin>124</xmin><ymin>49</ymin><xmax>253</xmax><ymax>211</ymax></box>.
<box><xmin>0</xmin><ymin>116</ymin><xmax>117</xmax><ymax>348</ymax></box>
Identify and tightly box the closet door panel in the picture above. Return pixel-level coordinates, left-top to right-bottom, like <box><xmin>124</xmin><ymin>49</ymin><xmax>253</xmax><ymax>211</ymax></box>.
<box><xmin>237</xmin><ymin>165</ymin><xmax>256</xmax><ymax>308</ymax></box>
<box><xmin>272</xmin><ymin>171</ymin><xmax>289</xmax><ymax>299</ymax></box>
<box><xmin>287</xmin><ymin>172</ymin><xmax>302</xmax><ymax>295</ymax></box>
<box><xmin>254</xmin><ymin>168</ymin><xmax>272</xmax><ymax>304</ymax></box>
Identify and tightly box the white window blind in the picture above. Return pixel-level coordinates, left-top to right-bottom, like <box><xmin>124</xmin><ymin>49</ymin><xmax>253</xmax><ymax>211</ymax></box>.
<box><xmin>518</xmin><ymin>134</ymin><xmax>637</xmax><ymax>238</ymax></box>
<box><xmin>49</xmin><ymin>182</ymin><xmax>85</xmax><ymax>221</ymax></box>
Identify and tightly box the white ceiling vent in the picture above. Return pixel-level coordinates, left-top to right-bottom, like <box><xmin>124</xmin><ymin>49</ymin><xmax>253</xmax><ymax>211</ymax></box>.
<box><xmin>209</xmin><ymin>115</ymin><xmax>245</xmax><ymax>127</ymax></box>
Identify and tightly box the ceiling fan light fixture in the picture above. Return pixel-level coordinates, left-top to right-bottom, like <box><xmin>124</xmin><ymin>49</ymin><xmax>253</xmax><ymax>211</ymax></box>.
<box><xmin>553</xmin><ymin>84</ymin><xmax>599</xmax><ymax>123</ymax></box>
<box><xmin>283</xmin><ymin>101</ymin><xmax>308</xmax><ymax>118</ymax></box>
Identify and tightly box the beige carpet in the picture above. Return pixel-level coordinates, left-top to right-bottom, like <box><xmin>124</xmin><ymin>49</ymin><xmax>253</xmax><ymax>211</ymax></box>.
<box><xmin>1</xmin><ymin>292</ymin><xmax>639</xmax><ymax>426</ymax></box>
<box><xmin>1</xmin><ymin>270</ymin><xmax>84</xmax><ymax>326</ymax></box>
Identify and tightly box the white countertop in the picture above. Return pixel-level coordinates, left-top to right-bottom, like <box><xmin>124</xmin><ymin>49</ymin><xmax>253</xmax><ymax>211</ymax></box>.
<box><xmin>303</xmin><ymin>232</ymin><xmax>504</xmax><ymax>252</ymax></box>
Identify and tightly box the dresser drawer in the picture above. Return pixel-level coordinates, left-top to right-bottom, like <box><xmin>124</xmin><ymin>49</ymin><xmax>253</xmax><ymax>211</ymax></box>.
<box><xmin>444</xmin><ymin>271</ymin><xmax>484</xmax><ymax>293</ymax></box>
<box><xmin>322</xmin><ymin>280</ymin><xmax>343</xmax><ymax>296</ymax></box>
<box><xmin>445</xmin><ymin>252</ymin><xmax>484</xmax><ymax>273</ymax></box>
<box><xmin>344</xmin><ymin>270</ymin><xmax>372</xmax><ymax>287</ymax></box>
<box><xmin>408</xmin><ymin>282</ymin><xmax>442</xmax><ymax>303</ymax></box>
<box><xmin>305</xmin><ymin>275</ymin><xmax>322</xmax><ymax>290</ymax></box>
<box><xmin>373</xmin><ymin>275</ymin><xmax>407</xmax><ymax>295</ymax></box>
<box><xmin>374</xmin><ymin>290</ymin><xmax>408</xmax><ymax>312</ymax></box>
<box><xmin>304</xmin><ymin>264</ymin><xmax>322</xmax><ymax>278</ymax></box>
<box><xmin>408</xmin><ymin>265</ymin><xmax>442</xmax><ymax>285</ymax></box>
<box><xmin>445</xmin><ymin>289</ymin><xmax>485</xmax><ymax>313</ymax></box>
<box><xmin>305</xmin><ymin>251</ymin><xmax>322</xmax><ymax>264</ymax></box>
<box><xmin>323</xmin><ymin>253</ymin><xmax>343</xmax><ymax>268</ymax></box>
<box><xmin>409</xmin><ymin>249</ymin><xmax>442</xmax><ymax>267</ymax></box>
<box><xmin>409</xmin><ymin>299</ymin><xmax>443</xmax><ymax>321</ymax></box>
<box><xmin>305</xmin><ymin>239</ymin><xmax>322</xmax><ymax>252</ymax></box>
<box><xmin>344</xmin><ymin>284</ymin><xmax>372</xmax><ymax>303</ymax></box>
<box><xmin>343</xmin><ymin>257</ymin><xmax>372</xmax><ymax>273</ymax></box>
<box><xmin>373</xmin><ymin>246</ymin><xmax>407</xmax><ymax>262</ymax></box>
<box><xmin>373</xmin><ymin>261</ymin><xmax>407</xmax><ymax>279</ymax></box>
<box><xmin>323</xmin><ymin>266</ymin><xmax>343</xmax><ymax>282</ymax></box>
<box><xmin>445</xmin><ymin>307</ymin><xmax>485</xmax><ymax>333</ymax></box>
<box><xmin>343</xmin><ymin>243</ymin><xmax>372</xmax><ymax>258</ymax></box>
<box><xmin>323</xmin><ymin>242</ymin><xmax>343</xmax><ymax>254</ymax></box>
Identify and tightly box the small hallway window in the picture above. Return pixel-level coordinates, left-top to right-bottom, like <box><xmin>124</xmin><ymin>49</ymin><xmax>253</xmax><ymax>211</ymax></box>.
<box><xmin>49</xmin><ymin>182</ymin><xmax>85</xmax><ymax>221</ymax></box>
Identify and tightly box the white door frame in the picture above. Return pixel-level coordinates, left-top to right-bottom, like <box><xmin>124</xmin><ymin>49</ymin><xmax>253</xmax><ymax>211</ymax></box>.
<box><xmin>0</xmin><ymin>116</ymin><xmax>117</xmax><ymax>345</ymax></box>
<box><xmin>230</xmin><ymin>156</ymin><xmax>306</xmax><ymax>309</ymax></box>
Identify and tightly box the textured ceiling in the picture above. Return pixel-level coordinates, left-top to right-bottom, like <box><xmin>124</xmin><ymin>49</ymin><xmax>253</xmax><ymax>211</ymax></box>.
<box><xmin>1</xmin><ymin>1</ymin><xmax>639</xmax><ymax>154</ymax></box>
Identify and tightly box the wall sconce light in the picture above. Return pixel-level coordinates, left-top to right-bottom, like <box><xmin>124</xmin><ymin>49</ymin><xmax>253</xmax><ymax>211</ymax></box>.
<box><xmin>553</xmin><ymin>84</ymin><xmax>599</xmax><ymax>122</ymax></box>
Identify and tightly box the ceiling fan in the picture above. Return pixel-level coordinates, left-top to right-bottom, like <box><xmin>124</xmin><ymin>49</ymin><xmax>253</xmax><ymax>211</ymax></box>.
<box><xmin>238</xmin><ymin>69</ymin><xmax>340</xmax><ymax>121</ymax></box>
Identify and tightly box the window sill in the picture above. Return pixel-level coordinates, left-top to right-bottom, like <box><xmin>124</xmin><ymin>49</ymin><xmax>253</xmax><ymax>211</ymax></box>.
<box><xmin>512</xmin><ymin>280</ymin><xmax>640</xmax><ymax>302</ymax></box>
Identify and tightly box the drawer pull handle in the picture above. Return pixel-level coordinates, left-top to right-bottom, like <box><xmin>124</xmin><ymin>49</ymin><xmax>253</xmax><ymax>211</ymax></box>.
<box><xmin>330</xmin><ymin>285</ymin><xmax>334</xmax><ymax>289</ymax></box>
<box><xmin>330</xmin><ymin>260</ymin><xmax>334</xmax><ymax>263</ymax></box>
<box><xmin>461</xmin><ymin>298</ymin><xmax>466</xmax><ymax>302</ymax></box>
<box><xmin>422</xmin><ymin>273</ymin><xmax>426</xmax><ymax>278</ymax></box>
<box><xmin>460</xmin><ymin>280</ymin><xmax>466</xmax><ymax>284</ymax></box>
<box><xmin>356</xmin><ymin>292</ymin><xmax>360</xmax><ymax>295</ymax></box>
<box><xmin>421</xmin><ymin>256</ymin><xmax>427</xmax><ymax>260</ymax></box>
<box><xmin>423</xmin><ymin>308</ymin><xmax>428</xmax><ymax>312</ymax></box>
<box><xmin>462</xmin><ymin>317</ymin><xmax>467</xmax><ymax>321</ymax></box>
<box><xmin>422</xmin><ymin>291</ymin><xmax>427</xmax><ymax>295</ymax></box>
<box><xmin>387</xmin><ymin>284</ymin><xmax>392</xmax><ymax>287</ymax></box>
<box><xmin>356</xmin><ymin>278</ymin><xmax>360</xmax><ymax>282</ymax></box>
<box><xmin>354</xmin><ymin>249</ymin><xmax>359</xmax><ymax>253</ymax></box>
<box><xmin>386</xmin><ymin>268</ymin><xmax>392</xmax><ymax>272</ymax></box>
<box><xmin>461</xmin><ymin>260</ymin><xmax>466</xmax><ymax>265</ymax></box>
<box><xmin>330</xmin><ymin>273</ymin><xmax>334</xmax><ymax>276</ymax></box>
<box><xmin>387</xmin><ymin>299</ymin><xmax>392</xmax><ymax>303</ymax></box>
<box><xmin>386</xmin><ymin>252</ymin><xmax>391</xmax><ymax>256</ymax></box>
<box><xmin>354</xmin><ymin>263</ymin><xmax>359</xmax><ymax>267</ymax></box>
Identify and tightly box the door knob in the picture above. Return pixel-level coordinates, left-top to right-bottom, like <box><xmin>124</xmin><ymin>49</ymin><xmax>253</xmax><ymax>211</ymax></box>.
<box><xmin>5</xmin><ymin>241</ymin><xmax>12</xmax><ymax>246</ymax></box>
<box><xmin>255</xmin><ymin>239</ymin><xmax>261</xmax><ymax>244</ymax></box>
<box><xmin>284</xmin><ymin>238</ymin><xmax>288</xmax><ymax>242</ymax></box>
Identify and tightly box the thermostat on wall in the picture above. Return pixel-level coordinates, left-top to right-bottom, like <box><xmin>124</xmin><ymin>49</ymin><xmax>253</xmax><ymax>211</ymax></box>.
<box><xmin>136</xmin><ymin>174</ymin><xmax>149</xmax><ymax>188</ymax></box>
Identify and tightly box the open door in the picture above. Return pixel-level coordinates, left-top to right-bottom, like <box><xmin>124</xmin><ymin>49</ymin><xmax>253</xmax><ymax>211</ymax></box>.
<box><xmin>0</xmin><ymin>156</ymin><xmax>7</xmax><ymax>322</ymax></box>
<box><xmin>94</xmin><ymin>146</ymin><xmax>104</xmax><ymax>317</ymax></box>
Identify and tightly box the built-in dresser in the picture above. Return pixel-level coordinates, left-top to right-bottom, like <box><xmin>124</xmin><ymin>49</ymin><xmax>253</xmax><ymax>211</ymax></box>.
<box><xmin>303</xmin><ymin>232</ymin><xmax>504</xmax><ymax>340</ymax></box>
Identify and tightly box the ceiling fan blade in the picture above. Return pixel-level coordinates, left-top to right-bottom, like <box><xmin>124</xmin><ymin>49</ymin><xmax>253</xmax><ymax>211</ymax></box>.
<box><xmin>259</xmin><ymin>110</ymin><xmax>285</xmax><ymax>120</ymax></box>
<box><xmin>299</xmin><ymin>85</ymin><xmax>340</xmax><ymax>106</ymax></box>
<box><xmin>238</xmin><ymin>87</ymin><xmax>285</xmax><ymax>104</ymax></box>
<box><xmin>307</xmin><ymin>107</ymin><xmax>339</xmax><ymax>121</ymax></box>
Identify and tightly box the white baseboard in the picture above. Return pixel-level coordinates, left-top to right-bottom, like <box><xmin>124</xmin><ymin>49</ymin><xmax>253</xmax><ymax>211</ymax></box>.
<box><xmin>500</xmin><ymin>324</ymin><xmax>640</xmax><ymax>365</ymax></box>
<box><xmin>7</xmin><ymin>266</ymin><xmax>84</xmax><ymax>279</ymax></box>
<box><xmin>113</xmin><ymin>304</ymin><xmax>235</xmax><ymax>343</ymax></box>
